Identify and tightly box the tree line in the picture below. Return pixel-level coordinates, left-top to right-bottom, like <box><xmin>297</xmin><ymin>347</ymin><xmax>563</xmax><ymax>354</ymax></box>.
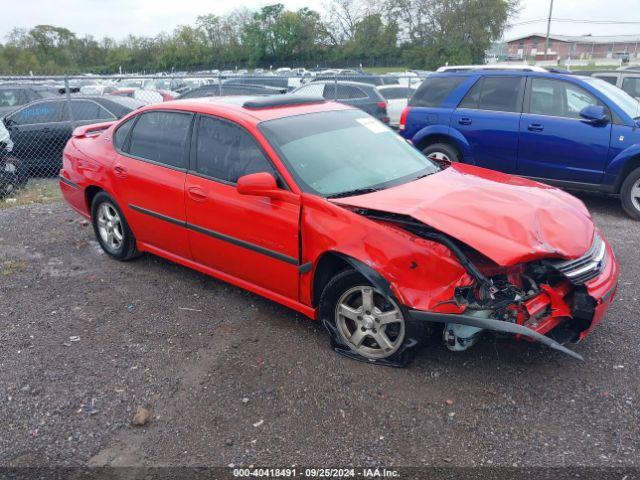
<box><xmin>0</xmin><ymin>0</ymin><xmax>518</xmax><ymax>75</ymax></box>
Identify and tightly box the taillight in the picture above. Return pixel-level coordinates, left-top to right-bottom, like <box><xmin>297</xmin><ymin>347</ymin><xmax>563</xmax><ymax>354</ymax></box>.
<box><xmin>399</xmin><ymin>107</ymin><xmax>411</xmax><ymax>131</ymax></box>
<box><xmin>377</xmin><ymin>101</ymin><xmax>387</xmax><ymax>111</ymax></box>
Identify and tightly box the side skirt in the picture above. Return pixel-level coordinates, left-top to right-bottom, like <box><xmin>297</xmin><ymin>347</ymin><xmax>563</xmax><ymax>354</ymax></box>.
<box><xmin>137</xmin><ymin>241</ymin><xmax>317</xmax><ymax>319</ymax></box>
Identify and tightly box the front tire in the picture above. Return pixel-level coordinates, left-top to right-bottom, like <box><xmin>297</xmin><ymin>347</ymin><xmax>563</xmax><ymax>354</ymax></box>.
<box><xmin>620</xmin><ymin>166</ymin><xmax>640</xmax><ymax>220</ymax></box>
<box><xmin>91</xmin><ymin>192</ymin><xmax>139</xmax><ymax>260</ymax></box>
<box><xmin>319</xmin><ymin>269</ymin><xmax>421</xmax><ymax>366</ymax></box>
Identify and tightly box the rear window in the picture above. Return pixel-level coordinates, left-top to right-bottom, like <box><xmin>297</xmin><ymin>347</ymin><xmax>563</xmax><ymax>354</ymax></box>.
<box><xmin>127</xmin><ymin>111</ymin><xmax>192</xmax><ymax>169</ymax></box>
<box><xmin>409</xmin><ymin>76</ymin><xmax>466</xmax><ymax>107</ymax></box>
<box><xmin>458</xmin><ymin>76</ymin><xmax>523</xmax><ymax>113</ymax></box>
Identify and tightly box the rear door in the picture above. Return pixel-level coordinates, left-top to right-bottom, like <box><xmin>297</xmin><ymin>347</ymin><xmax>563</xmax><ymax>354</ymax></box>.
<box><xmin>517</xmin><ymin>77</ymin><xmax>612</xmax><ymax>184</ymax></box>
<box><xmin>185</xmin><ymin>114</ymin><xmax>301</xmax><ymax>299</ymax></box>
<box><xmin>112</xmin><ymin>110</ymin><xmax>193</xmax><ymax>258</ymax></box>
<box><xmin>450</xmin><ymin>75</ymin><xmax>524</xmax><ymax>173</ymax></box>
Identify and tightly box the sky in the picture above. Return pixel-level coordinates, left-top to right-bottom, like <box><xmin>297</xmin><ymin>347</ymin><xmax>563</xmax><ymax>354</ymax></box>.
<box><xmin>1</xmin><ymin>0</ymin><xmax>639</xmax><ymax>42</ymax></box>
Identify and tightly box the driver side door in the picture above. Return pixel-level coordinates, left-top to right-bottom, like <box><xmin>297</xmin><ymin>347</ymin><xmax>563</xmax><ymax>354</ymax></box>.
<box><xmin>185</xmin><ymin>114</ymin><xmax>301</xmax><ymax>300</ymax></box>
<box><xmin>518</xmin><ymin>77</ymin><xmax>612</xmax><ymax>184</ymax></box>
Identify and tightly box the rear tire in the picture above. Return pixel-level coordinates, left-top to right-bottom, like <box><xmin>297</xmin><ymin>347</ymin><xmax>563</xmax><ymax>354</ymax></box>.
<box><xmin>91</xmin><ymin>192</ymin><xmax>139</xmax><ymax>260</ymax></box>
<box><xmin>620</xmin><ymin>166</ymin><xmax>640</xmax><ymax>220</ymax></box>
<box><xmin>422</xmin><ymin>142</ymin><xmax>460</xmax><ymax>163</ymax></box>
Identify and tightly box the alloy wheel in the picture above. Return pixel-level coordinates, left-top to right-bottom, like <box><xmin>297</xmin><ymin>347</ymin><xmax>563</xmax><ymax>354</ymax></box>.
<box><xmin>335</xmin><ymin>285</ymin><xmax>405</xmax><ymax>359</ymax></box>
<box><xmin>96</xmin><ymin>202</ymin><xmax>124</xmax><ymax>252</ymax></box>
<box><xmin>631</xmin><ymin>178</ymin><xmax>640</xmax><ymax>212</ymax></box>
<box><xmin>427</xmin><ymin>151</ymin><xmax>451</xmax><ymax>162</ymax></box>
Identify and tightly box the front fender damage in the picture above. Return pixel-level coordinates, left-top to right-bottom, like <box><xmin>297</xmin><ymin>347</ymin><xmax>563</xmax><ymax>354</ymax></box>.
<box><xmin>322</xmin><ymin>253</ymin><xmax>426</xmax><ymax>368</ymax></box>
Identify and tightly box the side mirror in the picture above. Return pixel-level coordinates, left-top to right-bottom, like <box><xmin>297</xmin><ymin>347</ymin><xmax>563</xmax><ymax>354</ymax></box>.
<box><xmin>236</xmin><ymin>172</ymin><xmax>299</xmax><ymax>203</ymax></box>
<box><xmin>579</xmin><ymin>105</ymin><xmax>608</xmax><ymax>125</ymax></box>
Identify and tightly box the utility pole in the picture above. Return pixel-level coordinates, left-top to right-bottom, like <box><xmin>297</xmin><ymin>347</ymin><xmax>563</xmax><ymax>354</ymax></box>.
<box><xmin>544</xmin><ymin>0</ymin><xmax>554</xmax><ymax>61</ymax></box>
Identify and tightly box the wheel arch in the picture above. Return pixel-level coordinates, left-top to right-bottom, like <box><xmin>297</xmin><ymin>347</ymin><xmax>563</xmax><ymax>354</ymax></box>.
<box><xmin>312</xmin><ymin>251</ymin><xmax>394</xmax><ymax>308</ymax></box>
<box><xmin>412</xmin><ymin>125</ymin><xmax>471</xmax><ymax>162</ymax></box>
<box><xmin>609</xmin><ymin>148</ymin><xmax>640</xmax><ymax>193</ymax></box>
<box><xmin>85</xmin><ymin>185</ymin><xmax>104</xmax><ymax>214</ymax></box>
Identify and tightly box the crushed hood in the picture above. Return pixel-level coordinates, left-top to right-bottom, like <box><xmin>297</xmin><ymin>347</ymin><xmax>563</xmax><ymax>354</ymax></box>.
<box><xmin>331</xmin><ymin>163</ymin><xmax>595</xmax><ymax>266</ymax></box>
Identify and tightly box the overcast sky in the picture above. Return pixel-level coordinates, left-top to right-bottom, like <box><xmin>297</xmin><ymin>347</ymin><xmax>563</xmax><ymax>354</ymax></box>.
<box><xmin>1</xmin><ymin>0</ymin><xmax>639</xmax><ymax>42</ymax></box>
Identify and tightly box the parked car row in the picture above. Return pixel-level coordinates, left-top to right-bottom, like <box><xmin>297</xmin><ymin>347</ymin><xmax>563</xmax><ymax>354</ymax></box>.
<box><xmin>0</xmin><ymin>73</ymin><xmax>421</xmax><ymax>184</ymax></box>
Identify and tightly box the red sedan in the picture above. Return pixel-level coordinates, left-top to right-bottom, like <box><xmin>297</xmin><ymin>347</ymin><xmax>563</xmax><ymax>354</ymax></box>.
<box><xmin>59</xmin><ymin>96</ymin><xmax>618</xmax><ymax>366</ymax></box>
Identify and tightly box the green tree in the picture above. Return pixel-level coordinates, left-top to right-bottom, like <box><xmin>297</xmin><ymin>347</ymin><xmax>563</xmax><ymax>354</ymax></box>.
<box><xmin>388</xmin><ymin>0</ymin><xmax>518</xmax><ymax>69</ymax></box>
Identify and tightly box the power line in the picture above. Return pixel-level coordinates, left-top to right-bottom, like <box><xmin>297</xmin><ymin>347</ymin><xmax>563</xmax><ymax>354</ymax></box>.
<box><xmin>511</xmin><ymin>17</ymin><xmax>640</xmax><ymax>26</ymax></box>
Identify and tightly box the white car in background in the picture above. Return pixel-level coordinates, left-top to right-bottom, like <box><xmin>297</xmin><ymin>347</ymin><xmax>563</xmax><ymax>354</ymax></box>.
<box><xmin>79</xmin><ymin>84</ymin><xmax>119</xmax><ymax>96</ymax></box>
<box><xmin>376</xmin><ymin>85</ymin><xmax>417</xmax><ymax>128</ymax></box>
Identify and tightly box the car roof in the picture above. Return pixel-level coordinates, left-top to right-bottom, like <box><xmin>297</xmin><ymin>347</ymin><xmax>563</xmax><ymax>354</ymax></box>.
<box><xmin>429</xmin><ymin>70</ymin><xmax>580</xmax><ymax>80</ymax></box>
<box><xmin>377</xmin><ymin>84</ymin><xmax>416</xmax><ymax>90</ymax></box>
<box><xmin>0</xmin><ymin>84</ymin><xmax>56</xmax><ymax>91</ymax></box>
<box><xmin>309</xmin><ymin>80</ymin><xmax>376</xmax><ymax>89</ymax></box>
<box><xmin>437</xmin><ymin>64</ymin><xmax>547</xmax><ymax>72</ymax></box>
<box><xmin>139</xmin><ymin>95</ymin><xmax>352</xmax><ymax>123</ymax></box>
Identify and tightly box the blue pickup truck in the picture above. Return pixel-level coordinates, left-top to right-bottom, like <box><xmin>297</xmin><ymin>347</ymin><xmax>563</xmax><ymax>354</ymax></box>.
<box><xmin>400</xmin><ymin>70</ymin><xmax>640</xmax><ymax>219</ymax></box>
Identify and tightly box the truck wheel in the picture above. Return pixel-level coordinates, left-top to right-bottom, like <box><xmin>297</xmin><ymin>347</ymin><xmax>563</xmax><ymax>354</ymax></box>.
<box><xmin>620</xmin><ymin>166</ymin><xmax>640</xmax><ymax>220</ymax></box>
<box><xmin>422</xmin><ymin>142</ymin><xmax>460</xmax><ymax>163</ymax></box>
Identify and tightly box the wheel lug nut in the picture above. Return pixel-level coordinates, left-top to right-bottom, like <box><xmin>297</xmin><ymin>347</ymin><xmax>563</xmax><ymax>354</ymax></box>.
<box><xmin>361</xmin><ymin>327</ymin><xmax>366</xmax><ymax>332</ymax></box>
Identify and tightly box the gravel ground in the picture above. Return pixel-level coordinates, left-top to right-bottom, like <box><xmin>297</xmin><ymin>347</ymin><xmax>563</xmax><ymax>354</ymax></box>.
<box><xmin>0</xmin><ymin>183</ymin><xmax>638</xmax><ymax>468</ymax></box>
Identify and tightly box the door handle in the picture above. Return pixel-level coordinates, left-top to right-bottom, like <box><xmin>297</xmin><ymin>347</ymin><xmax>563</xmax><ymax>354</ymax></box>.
<box><xmin>458</xmin><ymin>117</ymin><xmax>472</xmax><ymax>125</ymax></box>
<box><xmin>528</xmin><ymin>123</ymin><xmax>544</xmax><ymax>132</ymax></box>
<box><xmin>113</xmin><ymin>164</ymin><xmax>127</xmax><ymax>178</ymax></box>
<box><xmin>187</xmin><ymin>186</ymin><xmax>207</xmax><ymax>202</ymax></box>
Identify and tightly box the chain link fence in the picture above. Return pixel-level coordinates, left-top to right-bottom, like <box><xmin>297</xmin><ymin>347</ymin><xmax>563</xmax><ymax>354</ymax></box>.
<box><xmin>0</xmin><ymin>72</ymin><xmax>427</xmax><ymax>198</ymax></box>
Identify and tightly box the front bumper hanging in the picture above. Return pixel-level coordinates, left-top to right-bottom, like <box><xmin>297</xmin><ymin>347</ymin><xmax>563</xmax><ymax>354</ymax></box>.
<box><xmin>408</xmin><ymin>310</ymin><xmax>583</xmax><ymax>360</ymax></box>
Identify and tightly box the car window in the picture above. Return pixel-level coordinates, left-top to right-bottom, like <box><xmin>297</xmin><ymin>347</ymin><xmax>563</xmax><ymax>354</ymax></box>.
<box><xmin>530</xmin><ymin>78</ymin><xmax>599</xmax><ymax>119</ymax></box>
<box><xmin>10</xmin><ymin>101</ymin><xmax>60</xmax><ymax>125</ymax></box>
<box><xmin>325</xmin><ymin>84</ymin><xmax>368</xmax><ymax>100</ymax></box>
<box><xmin>0</xmin><ymin>89</ymin><xmax>27</xmax><ymax>107</ymax></box>
<box><xmin>380</xmin><ymin>88</ymin><xmax>410</xmax><ymax>100</ymax></box>
<box><xmin>409</xmin><ymin>76</ymin><xmax>467</xmax><ymax>108</ymax></box>
<box><xmin>195</xmin><ymin>115</ymin><xmax>275</xmax><ymax>183</ymax></box>
<box><xmin>67</xmin><ymin>100</ymin><xmax>115</xmax><ymax>121</ymax></box>
<box><xmin>293</xmin><ymin>83</ymin><xmax>325</xmax><ymax>97</ymax></box>
<box><xmin>622</xmin><ymin>77</ymin><xmax>640</xmax><ymax>98</ymax></box>
<box><xmin>114</xmin><ymin>117</ymin><xmax>136</xmax><ymax>151</ymax></box>
<box><xmin>458</xmin><ymin>76</ymin><xmax>522</xmax><ymax>113</ymax></box>
<box><xmin>596</xmin><ymin>75</ymin><xmax>618</xmax><ymax>86</ymax></box>
<box><xmin>260</xmin><ymin>109</ymin><xmax>438</xmax><ymax>196</ymax></box>
<box><xmin>127</xmin><ymin>111</ymin><xmax>192</xmax><ymax>168</ymax></box>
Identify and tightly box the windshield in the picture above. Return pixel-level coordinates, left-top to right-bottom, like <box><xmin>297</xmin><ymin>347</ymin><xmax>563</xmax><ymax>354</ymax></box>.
<box><xmin>583</xmin><ymin>77</ymin><xmax>640</xmax><ymax>120</ymax></box>
<box><xmin>260</xmin><ymin>109</ymin><xmax>439</xmax><ymax>197</ymax></box>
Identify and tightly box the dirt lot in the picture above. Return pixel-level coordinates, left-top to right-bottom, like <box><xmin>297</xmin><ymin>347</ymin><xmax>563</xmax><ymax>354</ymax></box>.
<box><xmin>0</xmin><ymin>180</ymin><xmax>639</xmax><ymax>468</ymax></box>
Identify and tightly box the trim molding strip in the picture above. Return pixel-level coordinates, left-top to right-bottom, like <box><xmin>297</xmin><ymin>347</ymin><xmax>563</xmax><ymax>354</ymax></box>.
<box><xmin>129</xmin><ymin>204</ymin><xmax>301</xmax><ymax>266</ymax></box>
<box><xmin>58</xmin><ymin>176</ymin><xmax>79</xmax><ymax>189</ymax></box>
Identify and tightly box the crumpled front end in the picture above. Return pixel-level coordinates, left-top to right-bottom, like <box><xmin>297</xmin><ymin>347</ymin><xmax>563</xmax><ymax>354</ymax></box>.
<box><xmin>356</xmin><ymin>209</ymin><xmax>619</xmax><ymax>360</ymax></box>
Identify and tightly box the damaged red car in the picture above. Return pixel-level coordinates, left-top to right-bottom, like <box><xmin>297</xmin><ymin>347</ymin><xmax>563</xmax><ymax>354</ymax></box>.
<box><xmin>59</xmin><ymin>96</ymin><xmax>619</xmax><ymax>366</ymax></box>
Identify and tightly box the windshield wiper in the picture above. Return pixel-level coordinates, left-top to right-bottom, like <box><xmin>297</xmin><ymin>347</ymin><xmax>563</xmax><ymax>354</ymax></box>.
<box><xmin>328</xmin><ymin>187</ymin><xmax>381</xmax><ymax>199</ymax></box>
